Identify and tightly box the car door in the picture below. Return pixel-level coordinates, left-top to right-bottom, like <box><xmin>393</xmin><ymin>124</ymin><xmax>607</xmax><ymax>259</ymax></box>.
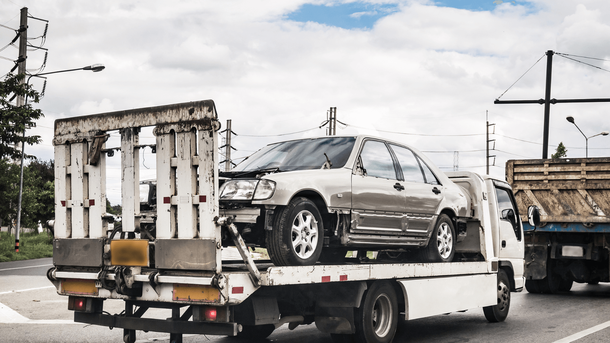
<box><xmin>351</xmin><ymin>139</ymin><xmax>407</xmax><ymax>234</ymax></box>
<box><xmin>389</xmin><ymin>144</ymin><xmax>443</xmax><ymax>234</ymax></box>
<box><xmin>494</xmin><ymin>184</ymin><xmax>524</xmax><ymax>279</ymax></box>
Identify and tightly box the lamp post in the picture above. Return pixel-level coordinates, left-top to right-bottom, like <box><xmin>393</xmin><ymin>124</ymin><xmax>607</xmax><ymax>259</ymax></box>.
<box><xmin>566</xmin><ymin>116</ymin><xmax>609</xmax><ymax>158</ymax></box>
<box><xmin>14</xmin><ymin>64</ymin><xmax>105</xmax><ymax>252</ymax></box>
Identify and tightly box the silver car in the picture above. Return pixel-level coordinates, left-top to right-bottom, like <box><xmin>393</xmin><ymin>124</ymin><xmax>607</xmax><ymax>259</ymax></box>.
<box><xmin>219</xmin><ymin>135</ymin><xmax>469</xmax><ymax>266</ymax></box>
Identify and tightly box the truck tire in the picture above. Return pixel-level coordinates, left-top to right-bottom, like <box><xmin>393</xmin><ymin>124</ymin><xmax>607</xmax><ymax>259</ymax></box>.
<box><xmin>266</xmin><ymin>197</ymin><xmax>324</xmax><ymax>266</ymax></box>
<box><xmin>234</xmin><ymin>324</ymin><xmax>275</xmax><ymax>340</ymax></box>
<box><xmin>420</xmin><ymin>214</ymin><xmax>455</xmax><ymax>262</ymax></box>
<box><xmin>483</xmin><ymin>269</ymin><xmax>510</xmax><ymax>322</ymax></box>
<box><xmin>354</xmin><ymin>281</ymin><xmax>399</xmax><ymax>343</ymax></box>
<box><xmin>525</xmin><ymin>279</ymin><xmax>542</xmax><ymax>294</ymax></box>
<box><xmin>559</xmin><ymin>279</ymin><xmax>573</xmax><ymax>292</ymax></box>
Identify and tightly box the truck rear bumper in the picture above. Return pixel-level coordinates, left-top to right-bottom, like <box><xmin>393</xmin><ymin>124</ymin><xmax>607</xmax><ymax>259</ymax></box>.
<box><xmin>74</xmin><ymin>312</ymin><xmax>239</xmax><ymax>336</ymax></box>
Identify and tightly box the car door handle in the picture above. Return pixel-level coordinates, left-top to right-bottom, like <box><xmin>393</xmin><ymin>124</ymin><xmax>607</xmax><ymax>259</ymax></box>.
<box><xmin>432</xmin><ymin>187</ymin><xmax>441</xmax><ymax>195</ymax></box>
<box><xmin>394</xmin><ymin>183</ymin><xmax>405</xmax><ymax>191</ymax></box>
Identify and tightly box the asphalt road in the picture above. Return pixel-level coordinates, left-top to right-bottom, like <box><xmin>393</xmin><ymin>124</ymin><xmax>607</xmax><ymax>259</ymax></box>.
<box><xmin>2</xmin><ymin>258</ymin><xmax>610</xmax><ymax>343</ymax></box>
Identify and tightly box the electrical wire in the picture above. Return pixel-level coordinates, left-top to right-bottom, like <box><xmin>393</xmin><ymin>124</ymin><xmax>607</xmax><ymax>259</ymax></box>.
<box><xmin>238</xmin><ymin>127</ymin><xmax>321</xmax><ymax>137</ymax></box>
<box><xmin>496</xmin><ymin>52</ymin><xmax>546</xmax><ymax>100</ymax></box>
<box><xmin>555</xmin><ymin>52</ymin><xmax>610</xmax><ymax>63</ymax></box>
<box><xmin>555</xmin><ymin>53</ymin><xmax>610</xmax><ymax>73</ymax></box>
<box><xmin>0</xmin><ymin>23</ymin><xmax>16</xmax><ymax>31</ymax></box>
<box><xmin>341</xmin><ymin>122</ymin><xmax>485</xmax><ymax>137</ymax></box>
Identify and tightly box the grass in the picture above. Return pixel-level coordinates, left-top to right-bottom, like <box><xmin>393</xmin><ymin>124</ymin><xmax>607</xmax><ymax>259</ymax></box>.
<box><xmin>0</xmin><ymin>231</ymin><xmax>53</xmax><ymax>262</ymax></box>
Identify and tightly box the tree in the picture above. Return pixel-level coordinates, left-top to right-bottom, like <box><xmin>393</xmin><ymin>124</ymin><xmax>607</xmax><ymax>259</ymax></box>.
<box><xmin>552</xmin><ymin>142</ymin><xmax>568</xmax><ymax>159</ymax></box>
<box><xmin>0</xmin><ymin>73</ymin><xmax>44</xmax><ymax>160</ymax></box>
<box><xmin>0</xmin><ymin>158</ymin><xmax>54</xmax><ymax>231</ymax></box>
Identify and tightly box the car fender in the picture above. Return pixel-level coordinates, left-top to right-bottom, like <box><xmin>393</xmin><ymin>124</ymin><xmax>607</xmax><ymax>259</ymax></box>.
<box><xmin>251</xmin><ymin>168</ymin><xmax>353</xmax><ymax>211</ymax></box>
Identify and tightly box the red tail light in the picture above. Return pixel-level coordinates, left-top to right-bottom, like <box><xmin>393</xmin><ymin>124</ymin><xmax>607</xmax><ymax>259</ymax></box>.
<box><xmin>205</xmin><ymin>307</ymin><xmax>217</xmax><ymax>321</ymax></box>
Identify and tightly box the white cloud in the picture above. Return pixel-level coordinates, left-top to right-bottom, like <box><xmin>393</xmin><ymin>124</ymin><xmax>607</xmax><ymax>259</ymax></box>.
<box><xmin>2</xmin><ymin>0</ymin><xmax>610</xmax><ymax>203</ymax></box>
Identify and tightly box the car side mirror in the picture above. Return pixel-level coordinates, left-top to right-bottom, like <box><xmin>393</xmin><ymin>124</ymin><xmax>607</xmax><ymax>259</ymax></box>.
<box><xmin>527</xmin><ymin>205</ymin><xmax>540</xmax><ymax>228</ymax></box>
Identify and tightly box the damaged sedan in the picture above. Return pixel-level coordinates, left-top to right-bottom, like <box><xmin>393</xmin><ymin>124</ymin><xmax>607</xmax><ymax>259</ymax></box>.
<box><xmin>219</xmin><ymin>135</ymin><xmax>470</xmax><ymax>266</ymax></box>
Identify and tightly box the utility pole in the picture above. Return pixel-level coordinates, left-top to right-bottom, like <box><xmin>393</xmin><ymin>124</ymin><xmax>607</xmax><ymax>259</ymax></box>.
<box><xmin>453</xmin><ymin>151</ymin><xmax>459</xmax><ymax>171</ymax></box>
<box><xmin>328</xmin><ymin>107</ymin><xmax>337</xmax><ymax>135</ymax></box>
<box><xmin>14</xmin><ymin>7</ymin><xmax>28</xmax><ymax>253</ymax></box>
<box><xmin>15</xmin><ymin>7</ymin><xmax>28</xmax><ymax>107</ymax></box>
<box><xmin>495</xmin><ymin>50</ymin><xmax>610</xmax><ymax>158</ymax></box>
<box><xmin>320</xmin><ymin>107</ymin><xmax>345</xmax><ymax>135</ymax></box>
<box><xmin>220</xmin><ymin>119</ymin><xmax>237</xmax><ymax>172</ymax></box>
<box><xmin>486</xmin><ymin>111</ymin><xmax>496</xmax><ymax>175</ymax></box>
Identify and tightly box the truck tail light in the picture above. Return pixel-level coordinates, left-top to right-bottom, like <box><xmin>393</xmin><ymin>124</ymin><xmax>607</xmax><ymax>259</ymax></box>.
<box><xmin>193</xmin><ymin>305</ymin><xmax>228</xmax><ymax>322</ymax></box>
<box><xmin>68</xmin><ymin>296</ymin><xmax>101</xmax><ymax>313</ymax></box>
<box><xmin>205</xmin><ymin>307</ymin><xmax>217</xmax><ymax>321</ymax></box>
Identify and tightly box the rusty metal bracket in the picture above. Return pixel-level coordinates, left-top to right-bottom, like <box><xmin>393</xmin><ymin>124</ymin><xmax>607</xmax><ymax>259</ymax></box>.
<box><xmin>216</xmin><ymin>217</ymin><xmax>261</xmax><ymax>286</ymax></box>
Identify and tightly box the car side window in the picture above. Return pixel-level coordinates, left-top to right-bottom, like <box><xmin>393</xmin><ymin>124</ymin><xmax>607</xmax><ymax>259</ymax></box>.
<box><xmin>417</xmin><ymin>157</ymin><xmax>440</xmax><ymax>185</ymax></box>
<box><xmin>496</xmin><ymin>187</ymin><xmax>522</xmax><ymax>241</ymax></box>
<box><xmin>389</xmin><ymin>144</ymin><xmax>425</xmax><ymax>183</ymax></box>
<box><xmin>359</xmin><ymin>141</ymin><xmax>397</xmax><ymax>179</ymax></box>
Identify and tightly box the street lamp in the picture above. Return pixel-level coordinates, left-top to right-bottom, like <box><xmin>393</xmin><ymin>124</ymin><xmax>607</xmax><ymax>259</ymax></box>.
<box><xmin>15</xmin><ymin>64</ymin><xmax>105</xmax><ymax>252</ymax></box>
<box><xmin>566</xmin><ymin>115</ymin><xmax>609</xmax><ymax>158</ymax></box>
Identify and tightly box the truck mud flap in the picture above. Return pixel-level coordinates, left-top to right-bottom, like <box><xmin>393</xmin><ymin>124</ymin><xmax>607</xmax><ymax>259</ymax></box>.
<box><xmin>74</xmin><ymin>312</ymin><xmax>239</xmax><ymax>336</ymax></box>
<box><xmin>525</xmin><ymin>244</ymin><xmax>548</xmax><ymax>279</ymax></box>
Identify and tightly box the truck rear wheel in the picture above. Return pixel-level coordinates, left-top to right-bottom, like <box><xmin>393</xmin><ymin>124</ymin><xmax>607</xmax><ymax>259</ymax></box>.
<box><xmin>355</xmin><ymin>281</ymin><xmax>398</xmax><ymax>343</ymax></box>
<box><xmin>483</xmin><ymin>269</ymin><xmax>510</xmax><ymax>322</ymax></box>
<box><xmin>235</xmin><ymin>324</ymin><xmax>275</xmax><ymax>340</ymax></box>
<box><xmin>420</xmin><ymin>214</ymin><xmax>455</xmax><ymax>262</ymax></box>
<box><xmin>525</xmin><ymin>279</ymin><xmax>542</xmax><ymax>294</ymax></box>
<box><xmin>267</xmin><ymin>197</ymin><xmax>324</xmax><ymax>266</ymax></box>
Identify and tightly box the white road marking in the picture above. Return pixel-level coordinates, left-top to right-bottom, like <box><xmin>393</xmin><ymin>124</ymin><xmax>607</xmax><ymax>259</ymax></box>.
<box><xmin>553</xmin><ymin>320</ymin><xmax>610</xmax><ymax>343</ymax></box>
<box><xmin>0</xmin><ymin>285</ymin><xmax>55</xmax><ymax>295</ymax></box>
<box><xmin>0</xmin><ymin>302</ymin><xmax>77</xmax><ymax>325</ymax></box>
<box><xmin>0</xmin><ymin>264</ymin><xmax>53</xmax><ymax>272</ymax></box>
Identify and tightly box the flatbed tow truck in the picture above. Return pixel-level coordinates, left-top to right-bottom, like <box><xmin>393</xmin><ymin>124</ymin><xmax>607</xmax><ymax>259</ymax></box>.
<box><xmin>48</xmin><ymin>100</ymin><xmax>526</xmax><ymax>343</ymax></box>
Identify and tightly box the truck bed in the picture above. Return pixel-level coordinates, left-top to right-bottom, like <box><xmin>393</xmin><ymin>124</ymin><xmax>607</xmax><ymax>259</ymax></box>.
<box><xmin>507</xmin><ymin>158</ymin><xmax>610</xmax><ymax>231</ymax></box>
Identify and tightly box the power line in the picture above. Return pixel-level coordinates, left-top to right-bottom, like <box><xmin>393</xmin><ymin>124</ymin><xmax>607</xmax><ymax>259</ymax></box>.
<box><xmin>238</xmin><ymin>126</ymin><xmax>321</xmax><ymax>137</ymax></box>
<box><xmin>342</xmin><ymin>122</ymin><xmax>484</xmax><ymax>137</ymax></box>
<box><xmin>556</xmin><ymin>52</ymin><xmax>610</xmax><ymax>73</ymax></box>
<box><xmin>496</xmin><ymin>52</ymin><xmax>546</xmax><ymax>101</ymax></box>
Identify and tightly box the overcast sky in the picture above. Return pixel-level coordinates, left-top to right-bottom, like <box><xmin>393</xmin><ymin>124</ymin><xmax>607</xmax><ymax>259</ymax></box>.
<box><xmin>2</xmin><ymin>0</ymin><xmax>610</xmax><ymax>205</ymax></box>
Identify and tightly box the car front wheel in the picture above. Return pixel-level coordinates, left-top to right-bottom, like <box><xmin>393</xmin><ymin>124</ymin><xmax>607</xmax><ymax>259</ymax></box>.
<box><xmin>420</xmin><ymin>214</ymin><xmax>455</xmax><ymax>262</ymax></box>
<box><xmin>266</xmin><ymin>197</ymin><xmax>324</xmax><ymax>266</ymax></box>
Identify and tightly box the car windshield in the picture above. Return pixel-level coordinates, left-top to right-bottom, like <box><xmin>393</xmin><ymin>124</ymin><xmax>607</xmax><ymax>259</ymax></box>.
<box><xmin>234</xmin><ymin>137</ymin><xmax>356</xmax><ymax>172</ymax></box>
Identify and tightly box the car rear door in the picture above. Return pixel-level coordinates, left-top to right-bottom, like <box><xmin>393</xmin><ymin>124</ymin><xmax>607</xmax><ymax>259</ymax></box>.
<box><xmin>389</xmin><ymin>144</ymin><xmax>443</xmax><ymax>234</ymax></box>
<box><xmin>351</xmin><ymin>139</ymin><xmax>407</xmax><ymax>234</ymax></box>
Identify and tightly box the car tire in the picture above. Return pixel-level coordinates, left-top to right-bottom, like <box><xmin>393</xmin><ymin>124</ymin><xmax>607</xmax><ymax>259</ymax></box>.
<box><xmin>420</xmin><ymin>214</ymin><xmax>455</xmax><ymax>262</ymax></box>
<box><xmin>266</xmin><ymin>197</ymin><xmax>324</xmax><ymax>266</ymax></box>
